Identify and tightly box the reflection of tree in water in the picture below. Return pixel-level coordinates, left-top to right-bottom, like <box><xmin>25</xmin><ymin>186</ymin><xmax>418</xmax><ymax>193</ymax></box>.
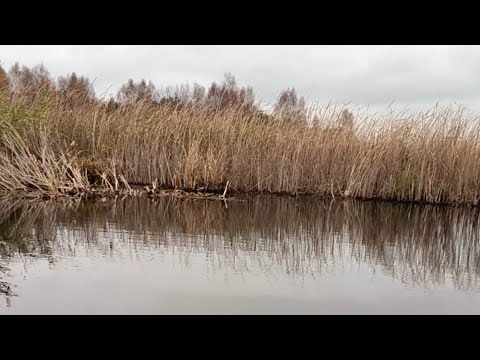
<box><xmin>0</xmin><ymin>195</ymin><xmax>480</xmax><ymax>291</ymax></box>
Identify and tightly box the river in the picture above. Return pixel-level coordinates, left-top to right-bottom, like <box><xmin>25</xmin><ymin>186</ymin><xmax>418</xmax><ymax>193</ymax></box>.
<box><xmin>0</xmin><ymin>195</ymin><xmax>479</xmax><ymax>314</ymax></box>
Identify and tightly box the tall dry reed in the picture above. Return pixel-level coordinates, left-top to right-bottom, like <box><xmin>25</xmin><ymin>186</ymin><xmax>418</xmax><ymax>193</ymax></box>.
<box><xmin>1</xmin><ymin>85</ymin><xmax>480</xmax><ymax>205</ymax></box>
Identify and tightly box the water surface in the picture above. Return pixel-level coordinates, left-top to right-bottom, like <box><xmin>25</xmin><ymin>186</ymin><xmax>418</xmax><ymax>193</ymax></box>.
<box><xmin>0</xmin><ymin>195</ymin><xmax>479</xmax><ymax>314</ymax></box>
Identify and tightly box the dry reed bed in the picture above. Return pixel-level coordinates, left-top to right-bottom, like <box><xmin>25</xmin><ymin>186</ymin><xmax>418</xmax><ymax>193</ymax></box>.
<box><xmin>1</xmin><ymin>95</ymin><xmax>480</xmax><ymax>205</ymax></box>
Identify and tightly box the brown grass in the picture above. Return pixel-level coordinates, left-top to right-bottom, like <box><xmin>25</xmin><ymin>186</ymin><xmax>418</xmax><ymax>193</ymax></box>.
<box><xmin>1</xmin><ymin>75</ymin><xmax>480</xmax><ymax>205</ymax></box>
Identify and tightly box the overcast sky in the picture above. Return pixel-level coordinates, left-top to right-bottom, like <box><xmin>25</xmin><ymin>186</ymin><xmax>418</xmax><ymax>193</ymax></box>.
<box><xmin>1</xmin><ymin>45</ymin><xmax>480</xmax><ymax>112</ymax></box>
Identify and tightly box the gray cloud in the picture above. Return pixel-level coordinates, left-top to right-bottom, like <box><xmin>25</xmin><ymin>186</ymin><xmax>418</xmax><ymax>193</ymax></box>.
<box><xmin>1</xmin><ymin>45</ymin><xmax>480</xmax><ymax>111</ymax></box>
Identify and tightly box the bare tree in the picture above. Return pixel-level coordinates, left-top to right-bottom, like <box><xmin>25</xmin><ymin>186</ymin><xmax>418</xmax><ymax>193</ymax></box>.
<box><xmin>57</xmin><ymin>72</ymin><xmax>96</xmax><ymax>106</ymax></box>
<box><xmin>206</xmin><ymin>73</ymin><xmax>255</xmax><ymax>110</ymax></box>
<box><xmin>207</xmin><ymin>81</ymin><xmax>220</xmax><ymax>107</ymax></box>
<box><xmin>8</xmin><ymin>63</ymin><xmax>54</xmax><ymax>96</ymax></box>
<box><xmin>0</xmin><ymin>64</ymin><xmax>9</xmax><ymax>96</ymax></box>
<box><xmin>192</xmin><ymin>82</ymin><xmax>206</xmax><ymax>105</ymax></box>
<box><xmin>273</xmin><ymin>88</ymin><xmax>307</xmax><ymax>122</ymax></box>
<box><xmin>116</xmin><ymin>79</ymin><xmax>158</xmax><ymax>104</ymax></box>
<box><xmin>338</xmin><ymin>109</ymin><xmax>354</xmax><ymax>131</ymax></box>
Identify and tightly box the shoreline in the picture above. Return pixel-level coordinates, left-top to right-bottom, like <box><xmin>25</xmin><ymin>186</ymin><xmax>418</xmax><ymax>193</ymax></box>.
<box><xmin>1</xmin><ymin>184</ymin><xmax>478</xmax><ymax>209</ymax></box>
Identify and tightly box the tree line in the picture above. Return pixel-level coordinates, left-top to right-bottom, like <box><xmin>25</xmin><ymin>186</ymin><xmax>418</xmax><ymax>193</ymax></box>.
<box><xmin>0</xmin><ymin>61</ymin><xmax>354</xmax><ymax>128</ymax></box>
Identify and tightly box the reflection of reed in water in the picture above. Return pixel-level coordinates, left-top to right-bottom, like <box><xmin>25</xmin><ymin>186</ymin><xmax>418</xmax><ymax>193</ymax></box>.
<box><xmin>0</xmin><ymin>264</ymin><xmax>13</xmax><ymax>300</ymax></box>
<box><xmin>0</xmin><ymin>196</ymin><xmax>74</xmax><ymax>257</ymax></box>
<box><xmin>344</xmin><ymin>202</ymin><xmax>480</xmax><ymax>290</ymax></box>
<box><xmin>0</xmin><ymin>196</ymin><xmax>479</xmax><ymax>291</ymax></box>
<box><xmin>0</xmin><ymin>197</ymin><xmax>76</xmax><ymax>302</ymax></box>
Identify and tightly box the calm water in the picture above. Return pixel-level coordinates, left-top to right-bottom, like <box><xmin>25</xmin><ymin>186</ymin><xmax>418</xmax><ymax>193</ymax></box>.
<box><xmin>0</xmin><ymin>195</ymin><xmax>479</xmax><ymax>314</ymax></box>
